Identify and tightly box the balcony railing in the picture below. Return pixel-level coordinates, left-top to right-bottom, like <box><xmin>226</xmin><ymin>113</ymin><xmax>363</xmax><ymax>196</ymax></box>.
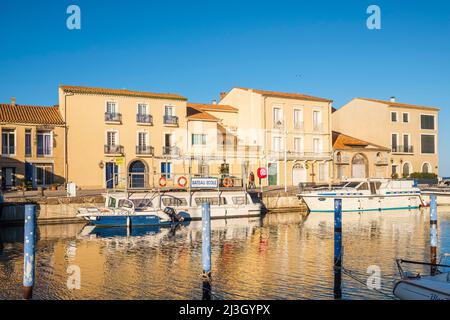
<box><xmin>104</xmin><ymin>144</ymin><xmax>124</xmax><ymax>154</ymax></box>
<box><xmin>136</xmin><ymin>114</ymin><xmax>153</xmax><ymax>125</ymax></box>
<box><xmin>294</xmin><ymin>121</ymin><xmax>304</xmax><ymax>130</ymax></box>
<box><xmin>136</xmin><ymin>145</ymin><xmax>154</xmax><ymax>156</ymax></box>
<box><xmin>392</xmin><ymin>145</ymin><xmax>414</xmax><ymax>153</ymax></box>
<box><xmin>269</xmin><ymin>150</ymin><xmax>332</xmax><ymax>160</ymax></box>
<box><xmin>273</xmin><ymin>120</ymin><xmax>284</xmax><ymax>129</ymax></box>
<box><xmin>163</xmin><ymin>115</ymin><xmax>179</xmax><ymax>126</ymax></box>
<box><xmin>313</xmin><ymin>123</ymin><xmax>323</xmax><ymax>132</ymax></box>
<box><xmin>162</xmin><ymin>146</ymin><xmax>180</xmax><ymax>156</ymax></box>
<box><xmin>105</xmin><ymin>112</ymin><xmax>122</xmax><ymax>122</ymax></box>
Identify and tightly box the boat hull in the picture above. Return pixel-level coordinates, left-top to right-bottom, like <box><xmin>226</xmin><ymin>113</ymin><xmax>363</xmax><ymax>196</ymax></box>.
<box><xmin>393</xmin><ymin>279</ymin><xmax>450</xmax><ymax>300</ymax></box>
<box><xmin>421</xmin><ymin>192</ymin><xmax>450</xmax><ymax>206</ymax></box>
<box><xmin>299</xmin><ymin>194</ymin><xmax>422</xmax><ymax>213</ymax></box>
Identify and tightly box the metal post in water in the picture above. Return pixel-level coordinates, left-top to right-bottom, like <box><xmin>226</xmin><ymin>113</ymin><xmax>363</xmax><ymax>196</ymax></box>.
<box><xmin>333</xmin><ymin>198</ymin><xmax>342</xmax><ymax>299</ymax></box>
<box><xmin>430</xmin><ymin>194</ymin><xmax>438</xmax><ymax>276</ymax></box>
<box><xmin>202</xmin><ymin>202</ymin><xmax>212</xmax><ymax>300</ymax></box>
<box><xmin>23</xmin><ymin>204</ymin><xmax>36</xmax><ymax>300</ymax></box>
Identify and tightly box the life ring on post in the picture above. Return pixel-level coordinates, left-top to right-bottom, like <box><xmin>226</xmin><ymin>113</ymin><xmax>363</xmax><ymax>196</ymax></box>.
<box><xmin>223</xmin><ymin>177</ymin><xmax>233</xmax><ymax>188</ymax></box>
<box><xmin>159</xmin><ymin>176</ymin><xmax>167</xmax><ymax>188</ymax></box>
<box><xmin>177</xmin><ymin>176</ymin><xmax>188</xmax><ymax>188</ymax></box>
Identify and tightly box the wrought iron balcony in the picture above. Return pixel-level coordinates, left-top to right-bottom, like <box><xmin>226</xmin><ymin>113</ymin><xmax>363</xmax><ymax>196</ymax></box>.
<box><xmin>162</xmin><ymin>146</ymin><xmax>180</xmax><ymax>156</ymax></box>
<box><xmin>392</xmin><ymin>145</ymin><xmax>414</xmax><ymax>153</ymax></box>
<box><xmin>136</xmin><ymin>114</ymin><xmax>153</xmax><ymax>125</ymax></box>
<box><xmin>104</xmin><ymin>144</ymin><xmax>124</xmax><ymax>154</ymax></box>
<box><xmin>136</xmin><ymin>145</ymin><xmax>154</xmax><ymax>156</ymax></box>
<box><xmin>105</xmin><ymin>112</ymin><xmax>122</xmax><ymax>123</ymax></box>
<box><xmin>163</xmin><ymin>115</ymin><xmax>179</xmax><ymax>126</ymax></box>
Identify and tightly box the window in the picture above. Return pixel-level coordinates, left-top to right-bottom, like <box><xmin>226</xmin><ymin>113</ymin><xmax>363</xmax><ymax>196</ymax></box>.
<box><xmin>403</xmin><ymin>113</ymin><xmax>409</xmax><ymax>123</ymax></box>
<box><xmin>194</xmin><ymin>197</ymin><xmax>226</xmax><ymax>206</ymax></box>
<box><xmin>313</xmin><ymin>110</ymin><xmax>322</xmax><ymax>130</ymax></box>
<box><xmin>294</xmin><ymin>137</ymin><xmax>303</xmax><ymax>153</ymax></box>
<box><xmin>391</xmin><ymin>112</ymin><xmax>398</xmax><ymax>122</ymax></box>
<box><xmin>403</xmin><ymin>134</ymin><xmax>411</xmax><ymax>152</ymax></box>
<box><xmin>137</xmin><ymin>103</ymin><xmax>147</xmax><ymax>115</ymax></box>
<box><xmin>294</xmin><ymin>109</ymin><xmax>303</xmax><ymax>129</ymax></box>
<box><xmin>2</xmin><ymin>129</ymin><xmax>15</xmax><ymax>155</ymax></box>
<box><xmin>25</xmin><ymin>129</ymin><xmax>32</xmax><ymax>156</ymax></box>
<box><xmin>162</xmin><ymin>197</ymin><xmax>188</xmax><ymax>207</ymax></box>
<box><xmin>273</xmin><ymin>136</ymin><xmax>282</xmax><ymax>152</ymax></box>
<box><xmin>313</xmin><ymin>138</ymin><xmax>322</xmax><ymax>153</ymax></box>
<box><xmin>165</xmin><ymin>106</ymin><xmax>174</xmax><ymax>117</ymax></box>
<box><xmin>273</xmin><ymin>107</ymin><xmax>283</xmax><ymax>126</ymax></box>
<box><xmin>198</xmin><ymin>161</ymin><xmax>209</xmax><ymax>176</ymax></box>
<box><xmin>421</xmin><ymin>134</ymin><xmax>435</xmax><ymax>154</ymax></box>
<box><xmin>318</xmin><ymin>163</ymin><xmax>328</xmax><ymax>182</ymax></box>
<box><xmin>106</xmin><ymin>131</ymin><xmax>117</xmax><ymax>146</ymax></box>
<box><xmin>37</xmin><ymin>131</ymin><xmax>52</xmax><ymax>156</ymax></box>
<box><xmin>391</xmin><ymin>133</ymin><xmax>398</xmax><ymax>151</ymax></box>
<box><xmin>138</xmin><ymin>132</ymin><xmax>147</xmax><ymax>147</ymax></box>
<box><xmin>232</xmin><ymin>196</ymin><xmax>246</xmax><ymax>205</ymax></box>
<box><xmin>106</xmin><ymin>101</ymin><xmax>117</xmax><ymax>114</ymax></box>
<box><xmin>192</xmin><ymin>134</ymin><xmax>207</xmax><ymax>145</ymax></box>
<box><xmin>421</xmin><ymin>115</ymin><xmax>435</xmax><ymax>130</ymax></box>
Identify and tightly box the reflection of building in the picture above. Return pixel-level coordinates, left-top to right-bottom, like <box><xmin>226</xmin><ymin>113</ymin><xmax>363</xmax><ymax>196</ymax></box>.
<box><xmin>333</xmin><ymin>97</ymin><xmax>439</xmax><ymax>178</ymax></box>
<box><xmin>332</xmin><ymin>131</ymin><xmax>391</xmax><ymax>181</ymax></box>
<box><xmin>219</xmin><ymin>88</ymin><xmax>333</xmax><ymax>185</ymax></box>
<box><xmin>0</xmin><ymin>99</ymin><xmax>65</xmax><ymax>189</ymax></box>
<box><xmin>59</xmin><ymin>85</ymin><xmax>188</xmax><ymax>189</ymax></box>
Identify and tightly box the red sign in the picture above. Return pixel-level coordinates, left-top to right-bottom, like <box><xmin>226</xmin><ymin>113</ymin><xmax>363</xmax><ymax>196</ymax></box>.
<box><xmin>257</xmin><ymin>167</ymin><xmax>268</xmax><ymax>179</ymax></box>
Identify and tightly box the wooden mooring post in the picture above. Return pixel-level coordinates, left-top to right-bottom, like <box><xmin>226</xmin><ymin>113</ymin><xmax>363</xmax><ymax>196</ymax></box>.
<box><xmin>23</xmin><ymin>204</ymin><xmax>37</xmax><ymax>299</ymax></box>
<box><xmin>202</xmin><ymin>202</ymin><xmax>212</xmax><ymax>300</ymax></box>
<box><xmin>334</xmin><ymin>198</ymin><xmax>342</xmax><ymax>299</ymax></box>
<box><xmin>430</xmin><ymin>194</ymin><xmax>438</xmax><ymax>276</ymax></box>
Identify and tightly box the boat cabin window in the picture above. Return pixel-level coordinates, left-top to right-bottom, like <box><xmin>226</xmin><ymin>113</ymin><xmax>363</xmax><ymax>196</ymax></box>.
<box><xmin>344</xmin><ymin>182</ymin><xmax>360</xmax><ymax>188</ymax></box>
<box><xmin>232</xmin><ymin>196</ymin><xmax>246</xmax><ymax>205</ymax></box>
<box><xmin>194</xmin><ymin>197</ymin><xmax>226</xmax><ymax>206</ymax></box>
<box><xmin>356</xmin><ymin>182</ymin><xmax>369</xmax><ymax>191</ymax></box>
<box><xmin>108</xmin><ymin>197</ymin><xmax>117</xmax><ymax>208</ymax></box>
<box><xmin>118</xmin><ymin>199</ymin><xmax>133</xmax><ymax>209</ymax></box>
<box><xmin>162</xmin><ymin>197</ymin><xmax>188</xmax><ymax>207</ymax></box>
<box><xmin>127</xmin><ymin>199</ymin><xmax>153</xmax><ymax>208</ymax></box>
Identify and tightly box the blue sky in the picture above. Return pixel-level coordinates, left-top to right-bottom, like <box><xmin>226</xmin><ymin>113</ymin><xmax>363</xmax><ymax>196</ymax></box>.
<box><xmin>0</xmin><ymin>0</ymin><xmax>449</xmax><ymax>175</ymax></box>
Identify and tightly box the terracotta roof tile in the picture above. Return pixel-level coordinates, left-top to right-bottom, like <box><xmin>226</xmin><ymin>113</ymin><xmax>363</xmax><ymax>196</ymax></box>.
<box><xmin>0</xmin><ymin>104</ymin><xmax>64</xmax><ymax>125</ymax></box>
<box><xmin>332</xmin><ymin>131</ymin><xmax>390</xmax><ymax>151</ymax></box>
<box><xmin>357</xmin><ymin>98</ymin><xmax>439</xmax><ymax>111</ymax></box>
<box><xmin>187</xmin><ymin>102</ymin><xmax>238</xmax><ymax>113</ymax></box>
<box><xmin>237</xmin><ymin>87</ymin><xmax>333</xmax><ymax>103</ymax></box>
<box><xmin>186</xmin><ymin>106</ymin><xmax>219</xmax><ymax>122</ymax></box>
<box><xmin>61</xmin><ymin>85</ymin><xmax>187</xmax><ymax>101</ymax></box>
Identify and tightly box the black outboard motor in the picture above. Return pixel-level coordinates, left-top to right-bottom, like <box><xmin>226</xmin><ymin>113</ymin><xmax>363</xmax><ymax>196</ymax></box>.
<box><xmin>163</xmin><ymin>207</ymin><xmax>184</xmax><ymax>223</ymax></box>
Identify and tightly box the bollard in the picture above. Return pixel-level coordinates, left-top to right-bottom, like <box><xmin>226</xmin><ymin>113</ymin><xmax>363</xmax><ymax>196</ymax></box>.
<box><xmin>23</xmin><ymin>204</ymin><xmax>37</xmax><ymax>299</ymax></box>
<box><xmin>333</xmin><ymin>199</ymin><xmax>342</xmax><ymax>299</ymax></box>
<box><xmin>202</xmin><ymin>202</ymin><xmax>212</xmax><ymax>300</ymax></box>
<box><xmin>430</xmin><ymin>195</ymin><xmax>438</xmax><ymax>276</ymax></box>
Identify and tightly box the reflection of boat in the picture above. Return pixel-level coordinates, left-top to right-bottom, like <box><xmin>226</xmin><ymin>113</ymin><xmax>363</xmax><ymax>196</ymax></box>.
<box><xmin>77</xmin><ymin>189</ymin><xmax>262</xmax><ymax>227</ymax></box>
<box><xmin>298</xmin><ymin>179</ymin><xmax>424</xmax><ymax>213</ymax></box>
<box><xmin>393</xmin><ymin>256</ymin><xmax>450</xmax><ymax>300</ymax></box>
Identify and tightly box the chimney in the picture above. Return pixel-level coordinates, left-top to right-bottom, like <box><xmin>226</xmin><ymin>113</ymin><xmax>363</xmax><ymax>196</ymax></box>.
<box><xmin>219</xmin><ymin>92</ymin><xmax>227</xmax><ymax>100</ymax></box>
<box><xmin>212</xmin><ymin>99</ymin><xmax>217</xmax><ymax>105</ymax></box>
<box><xmin>11</xmin><ymin>97</ymin><xmax>15</xmax><ymax>106</ymax></box>
<box><xmin>390</xmin><ymin>96</ymin><xmax>396</xmax><ymax>103</ymax></box>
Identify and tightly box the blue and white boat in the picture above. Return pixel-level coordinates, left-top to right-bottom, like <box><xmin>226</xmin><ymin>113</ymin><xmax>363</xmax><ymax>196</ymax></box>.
<box><xmin>297</xmin><ymin>179</ymin><xmax>425</xmax><ymax>213</ymax></box>
<box><xmin>77</xmin><ymin>189</ymin><xmax>262</xmax><ymax>227</ymax></box>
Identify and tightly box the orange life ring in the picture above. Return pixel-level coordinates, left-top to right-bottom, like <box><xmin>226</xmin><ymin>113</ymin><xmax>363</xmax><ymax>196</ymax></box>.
<box><xmin>223</xmin><ymin>177</ymin><xmax>233</xmax><ymax>188</ymax></box>
<box><xmin>178</xmin><ymin>176</ymin><xmax>188</xmax><ymax>188</ymax></box>
<box><xmin>159</xmin><ymin>176</ymin><xmax>167</xmax><ymax>187</ymax></box>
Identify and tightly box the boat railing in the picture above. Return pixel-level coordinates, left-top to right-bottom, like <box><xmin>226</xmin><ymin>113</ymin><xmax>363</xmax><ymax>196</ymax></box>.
<box><xmin>396</xmin><ymin>258</ymin><xmax>450</xmax><ymax>278</ymax></box>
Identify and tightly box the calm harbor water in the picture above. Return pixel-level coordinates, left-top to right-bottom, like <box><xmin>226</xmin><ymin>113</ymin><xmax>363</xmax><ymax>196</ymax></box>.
<box><xmin>1</xmin><ymin>208</ymin><xmax>449</xmax><ymax>300</ymax></box>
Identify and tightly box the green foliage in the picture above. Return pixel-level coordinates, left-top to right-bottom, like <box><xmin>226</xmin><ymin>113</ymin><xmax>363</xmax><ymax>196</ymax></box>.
<box><xmin>409</xmin><ymin>172</ymin><xmax>438</xmax><ymax>179</ymax></box>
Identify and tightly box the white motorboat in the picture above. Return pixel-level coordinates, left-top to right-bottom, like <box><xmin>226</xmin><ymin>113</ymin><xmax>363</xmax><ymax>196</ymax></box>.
<box><xmin>297</xmin><ymin>179</ymin><xmax>424</xmax><ymax>213</ymax></box>
<box><xmin>393</xmin><ymin>257</ymin><xmax>450</xmax><ymax>300</ymax></box>
<box><xmin>77</xmin><ymin>189</ymin><xmax>263</xmax><ymax>227</ymax></box>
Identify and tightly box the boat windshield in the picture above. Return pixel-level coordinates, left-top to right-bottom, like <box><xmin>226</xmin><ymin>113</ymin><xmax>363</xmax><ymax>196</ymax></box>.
<box><xmin>343</xmin><ymin>182</ymin><xmax>360</xmax><ymax>189</ymax></box>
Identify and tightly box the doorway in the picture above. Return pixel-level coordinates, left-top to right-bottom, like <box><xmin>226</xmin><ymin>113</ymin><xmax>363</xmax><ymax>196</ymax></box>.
<box><xmin>292</xmin><ymin>163</ymin><xmax>307</xmax><ymax>186</ymax></box>
<box><xmin>268</xmin><ymin>163</ymin><xmax>278</xmax><ymax>186</ymax></box>
<box><xmin>351</xmin><ymin>154</ymin><xmax>367</xmax><ymax>178</ymax></box>
<box><xmin>105</xmin><ymin>162</ymin><xmax>119</xmax><ymax>189</ymax></box>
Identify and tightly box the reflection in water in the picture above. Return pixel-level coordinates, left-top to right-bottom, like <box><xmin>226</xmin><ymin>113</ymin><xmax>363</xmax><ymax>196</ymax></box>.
<box><xmin>0</xmin><ymin>209</ymin><xmax>449</xmax><ymax>300</ymax></box>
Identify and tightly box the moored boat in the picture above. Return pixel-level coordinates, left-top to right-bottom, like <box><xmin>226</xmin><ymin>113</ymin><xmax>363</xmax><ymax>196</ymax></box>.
<box><xmin>297</xmin><ymin>179</ymin><xmax>424</xmax><ymax>213</ymax></box>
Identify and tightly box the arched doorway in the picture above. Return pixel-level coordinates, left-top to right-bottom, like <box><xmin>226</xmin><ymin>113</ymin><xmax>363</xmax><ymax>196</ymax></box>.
<box><xmin>292</xmin><ymin>163</ymin><xmax>307</xmax><ymax>186</ymax></box>
<box><xmin>422</xmin><ymin>162</ymin><xmax>432</xmax><ymax>174</ymax></box>
<box><xmin>128</xmin><ymin>160</ymin><xmax>147</xmax><ymax>189</ymax></box>
<box><xmin>351</xmin><ymin>154</ymin><xmax>367</xmax><ymax>178</ymax></box>
<box><xmin>402</xmin><ymin>162</ymin><xmax>411</xmax><ymax>178</ymax></box>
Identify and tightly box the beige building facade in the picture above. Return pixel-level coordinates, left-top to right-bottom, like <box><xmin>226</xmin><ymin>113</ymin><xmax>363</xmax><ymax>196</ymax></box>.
<box><xmin>0</xmin><ymin>100</ymin><xmax>65</xmax><ymax>189</ymax></box>
<box><xmin>332</xmin><ymin>98</ymin><xmax>439</xmax><ymax>178</ymax></box>
<box><xmin>219</xmin><ymin>88</ymin><xmax>333</xmax><ymax>186</ymax></box>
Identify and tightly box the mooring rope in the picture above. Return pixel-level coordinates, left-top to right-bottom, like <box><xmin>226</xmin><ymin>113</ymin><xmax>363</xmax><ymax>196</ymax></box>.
<box><xmin>341</xmin><ymin>266</ymin><xmax>396</xmax><ymax>299</ymax></box>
